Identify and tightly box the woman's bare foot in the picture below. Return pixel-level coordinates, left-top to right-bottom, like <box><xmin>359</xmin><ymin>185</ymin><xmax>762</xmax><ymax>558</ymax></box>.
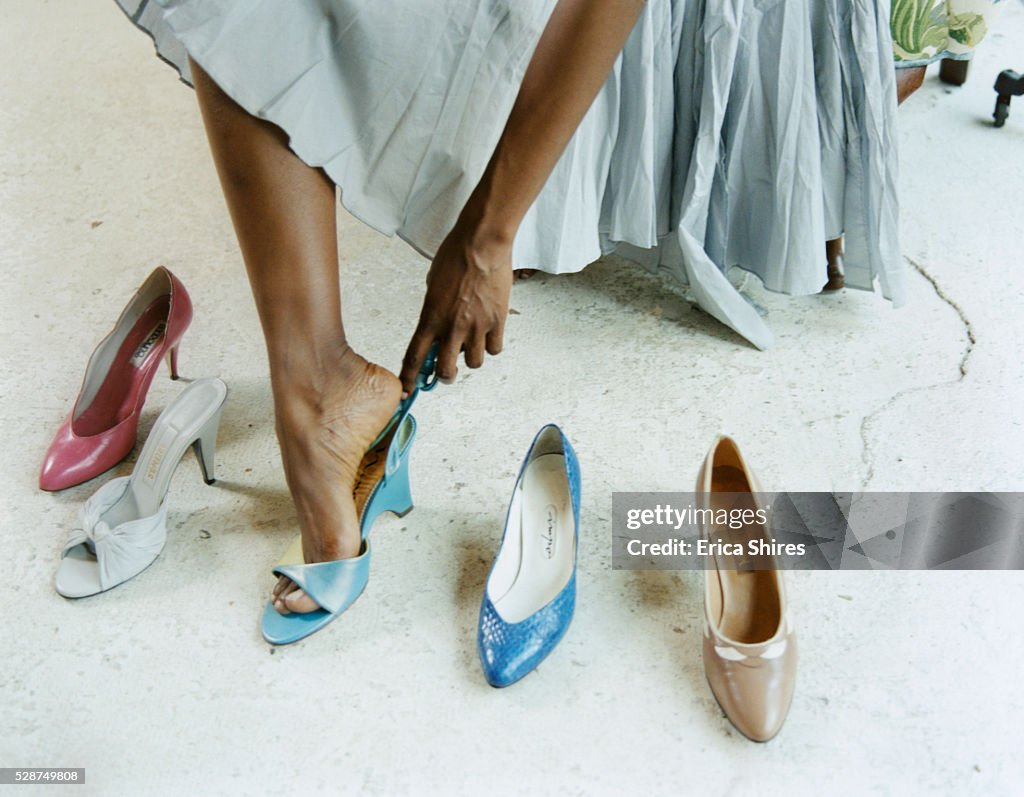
<box><xmin>513</xmin><ymin>269</ymin><xmax>537</xmax><ymax>282</ymax></box>
<box><xmin>270</xmin><ymin>347</ymin><xmax>401</xmax><ymax>614</ymax></box>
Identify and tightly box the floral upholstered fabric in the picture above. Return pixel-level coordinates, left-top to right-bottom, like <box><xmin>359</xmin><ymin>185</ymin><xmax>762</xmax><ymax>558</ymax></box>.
<box><xmin>892</xmin><ymin>0</ymin><xmax>1003</xmax><ymax>66</ymax></box>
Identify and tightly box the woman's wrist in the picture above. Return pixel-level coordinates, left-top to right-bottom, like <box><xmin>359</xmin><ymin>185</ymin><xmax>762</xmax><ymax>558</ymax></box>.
<box><xmin>454</xmin><ymin>177</ymin><xmax>517</xmax><ymax>250</ymax></box>
<box><xmin>448</xmin><ymin>179</ymin><xmax>519</xmax><ymax>273</ymax></box>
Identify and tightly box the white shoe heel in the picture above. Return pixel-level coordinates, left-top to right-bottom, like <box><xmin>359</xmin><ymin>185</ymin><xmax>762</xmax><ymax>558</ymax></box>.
<box><xmin>55</xmin><ymin>377</ymin><xmax>228</xmax><ymax>598</ymax></box>
<box><xmin>192</xmin><ymin>406</ymin><xmax>224</xmax><ymax>485</ymax></box>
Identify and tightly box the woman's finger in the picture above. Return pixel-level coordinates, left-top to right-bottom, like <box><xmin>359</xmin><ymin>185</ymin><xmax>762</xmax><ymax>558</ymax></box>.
<box><xmin>435</xmin><ymin>331</ymin><xmax>463</xmax><ymax>384</ymax></box>
<box><xmin>485</xmin><ymin>313</ymin><xmax>506</xmax><ymax>356</ymax></box>
<box><xmin>465</xmin><ymin>328</ymin><xmax>487</xmax><ymax>369</ymax></box>
<box><xmin>400</xmin><ymin>321</ymin><xmax>437</xmax><ymax>395</ymax></box>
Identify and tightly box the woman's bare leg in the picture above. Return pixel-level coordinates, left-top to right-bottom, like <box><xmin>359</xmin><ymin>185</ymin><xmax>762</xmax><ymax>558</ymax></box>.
<box><xmin>191</xmin><ymin>0</ymin><xmax>645</xmax><ymax>612</ymax></box>
<box><xmin>191</xmin><ymin>60</ymin><xmax>401</xmax><ymax>614</ymax></box>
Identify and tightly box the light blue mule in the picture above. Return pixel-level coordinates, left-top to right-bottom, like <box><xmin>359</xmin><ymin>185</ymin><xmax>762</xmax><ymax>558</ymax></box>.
<box><xmin>261</xmin><ymin>349</ymin><xmax>437</xmax><ymax>645</ymax></box>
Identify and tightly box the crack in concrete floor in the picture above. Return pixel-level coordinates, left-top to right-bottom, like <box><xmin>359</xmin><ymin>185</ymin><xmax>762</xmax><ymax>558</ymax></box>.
<box><xmin>858</xmin><ymin>255</ymin><xmax>977</xmax><ymax>487</ymax></box>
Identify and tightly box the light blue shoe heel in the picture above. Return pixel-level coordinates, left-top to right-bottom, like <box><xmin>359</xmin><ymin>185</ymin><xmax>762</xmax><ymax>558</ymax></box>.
<box><xmin>477</xmin><ymin>424</ymin><xmax>581</xmax><ymax>687</ymax></box>
<box><xmin>261</xmin><ymin>348</ymin><xmax>437</xmax><ymax>645</ymax></box>
<box><xmin>359</xmin><ymin>424</ymin><xmax>416</xmax><ymax>532</ymax></box>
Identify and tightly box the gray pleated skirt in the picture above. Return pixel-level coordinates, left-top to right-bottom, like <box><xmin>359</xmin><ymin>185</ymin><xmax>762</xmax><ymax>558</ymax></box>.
<box><xmin>117</xmin><ymin>0</ymin><xmax>903</xmax><ymax>350</ymax></box>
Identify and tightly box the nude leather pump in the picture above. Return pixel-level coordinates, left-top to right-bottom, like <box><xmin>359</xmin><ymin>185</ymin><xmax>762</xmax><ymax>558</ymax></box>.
<box><xmin>697</xmin><ymin>435</ymin><xmax>797</xmax><ymax>742</ymax></box>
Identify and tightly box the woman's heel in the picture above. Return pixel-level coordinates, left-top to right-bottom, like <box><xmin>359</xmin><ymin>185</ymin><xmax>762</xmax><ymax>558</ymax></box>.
<box><xmin>166</xmin><ymin>343</ymin><xmax>181</xmax><ymax>380</ymax></box>
<box><xmin>192</xmin><ymin>406</ymin><xmax>225</xmax><ymax>485</ymax></box>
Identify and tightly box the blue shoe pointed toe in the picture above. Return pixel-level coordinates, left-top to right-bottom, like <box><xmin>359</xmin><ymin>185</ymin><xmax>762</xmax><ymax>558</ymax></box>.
<box><xmin>477</xmin><ymin>424</ymin><xmax>581</xmax><ymax>687</ymax></box>
<box><xmin>478</xmin><ymin>576</ymin><xmax>576</xmax><ymax>687</ymax></box>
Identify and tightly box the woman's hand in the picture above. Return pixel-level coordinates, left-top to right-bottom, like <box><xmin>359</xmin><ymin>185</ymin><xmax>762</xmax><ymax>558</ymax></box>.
<box><xmin>400</xmin><ymin>224</ymin><xmax>513</xmax><ymax>394</ymax></box>
<box><xmin>401</xmin><ymin>0</ymin><xmax>646</xmax><ymax>393</ymax></box>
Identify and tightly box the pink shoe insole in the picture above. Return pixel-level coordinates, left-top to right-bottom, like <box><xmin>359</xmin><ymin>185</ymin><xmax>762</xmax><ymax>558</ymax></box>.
<box><xmin>74</xmin><ymin>297</ymin><xmax>171</xmax><ymax>436</ymax></box>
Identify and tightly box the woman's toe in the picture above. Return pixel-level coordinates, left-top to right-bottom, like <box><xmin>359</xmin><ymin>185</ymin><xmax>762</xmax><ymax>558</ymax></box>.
<box><xmin>271</xmin><ymin>578</ymin><xmax>299</xmax><ymax>614</ymax></box>
<box><xmin>282</xmin><ymin>586</ymin><xmax>320</xmax><ymax>614</ymax></box>
<box><xmin>272</xmin><ymin>587</ymin><xmax>291</xmax><ymax>614</ymax></box>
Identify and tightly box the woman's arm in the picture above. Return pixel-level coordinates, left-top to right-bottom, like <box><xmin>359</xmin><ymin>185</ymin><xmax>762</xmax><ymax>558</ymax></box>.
<box><xmin>400</xmin><ymin>0</ymin><xmax>646</xmax><ymax>392</ymax></box>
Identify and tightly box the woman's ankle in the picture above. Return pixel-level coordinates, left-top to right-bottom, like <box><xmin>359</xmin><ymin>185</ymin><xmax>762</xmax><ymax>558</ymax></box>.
<box><xmin>270</xmin><ymin>346</ymin><xmax>401</xmax><ymax>436</ymax></box>
<box><xmin>268</xmin><ymin>342</ymin><xmax>363</xmax><ymax>406</ymax></box>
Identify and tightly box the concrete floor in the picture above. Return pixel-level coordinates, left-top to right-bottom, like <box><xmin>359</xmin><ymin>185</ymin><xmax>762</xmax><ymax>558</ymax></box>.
<box><xmin>3</xmin><ymin>2</ymin><xmax>1023</xmax><ymax>795</ymax></box>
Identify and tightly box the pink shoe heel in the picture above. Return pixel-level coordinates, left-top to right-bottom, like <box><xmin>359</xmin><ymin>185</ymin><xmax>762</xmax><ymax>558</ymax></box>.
<box><xmin>39</xmin><ymin>266</ymin><xmax>193</xmax><ymax>491</ymax></box>
<box><xmin>166</xmin><ymin>344</ymin><xmax>181</xmax><ymax>381</ymax></box>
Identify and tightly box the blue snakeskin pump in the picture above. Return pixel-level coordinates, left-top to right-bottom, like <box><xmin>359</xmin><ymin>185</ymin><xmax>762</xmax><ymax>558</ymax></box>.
<box><xmin>261</xmin><ymin>347</ymin><xmax>438</xmax><ymax>645</ymax></box>
<box><xmin>477</xmin><ymin>424</ymin><xmax>581</xmax><ymax>687</ymax></box>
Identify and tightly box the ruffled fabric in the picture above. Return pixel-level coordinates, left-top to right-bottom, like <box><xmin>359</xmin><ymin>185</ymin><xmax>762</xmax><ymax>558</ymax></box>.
<box><xmin>116</xmin><ymin>0</ymin><xmax>903</xmax><ymax>349</ymax></box>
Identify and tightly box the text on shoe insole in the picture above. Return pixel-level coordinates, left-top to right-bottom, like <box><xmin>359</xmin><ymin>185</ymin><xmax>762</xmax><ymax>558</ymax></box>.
<box><xmin>130</xmin><ymin>321</ymin><xmax>166</xmax><ymax>366</ymax></box>
<box><xmin>541</xmin><ymin>504</ymin><xmax>558</xmax><ymax>559</ymax></box>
